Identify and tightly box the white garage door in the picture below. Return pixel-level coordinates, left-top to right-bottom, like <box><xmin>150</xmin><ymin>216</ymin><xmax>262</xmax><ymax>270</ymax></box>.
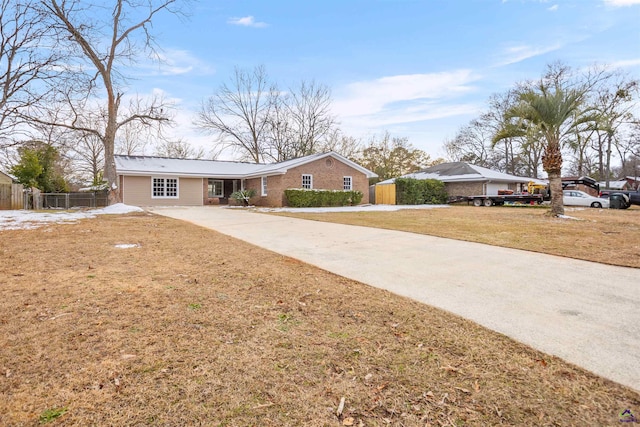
<box><xmin>485</xmin><ymin>183</ymin><xmax>504</xmax><ymax>195</ymax></box>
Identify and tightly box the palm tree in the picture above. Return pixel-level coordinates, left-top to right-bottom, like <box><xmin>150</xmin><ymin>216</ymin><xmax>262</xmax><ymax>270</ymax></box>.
<box><xmin>493</xmin><ymin>80</ymin><xmax>595</xmax><ymax>216</ymax></box>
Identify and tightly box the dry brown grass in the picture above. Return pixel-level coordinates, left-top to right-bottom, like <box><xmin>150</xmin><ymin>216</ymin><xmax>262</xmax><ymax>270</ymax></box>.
<box><xmin>272</xmin><ymin>204</ymin><xmax>640</xmax><ymax>268</ymax></box>
<box><xmin>0</xmin><ymin>214</ymin><xmax>640</xmax><ymax>426</ymax></box>
<box><xmin>1</xmin><ymin>212</ymin><xmax>638</xmax><ymax>426</ymax></box>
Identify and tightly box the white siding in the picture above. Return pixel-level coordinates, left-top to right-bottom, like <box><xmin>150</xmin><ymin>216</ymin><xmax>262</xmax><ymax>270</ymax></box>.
<box><xmin>486</xmin><ymin>183</ymin><xmax>504</xmax><ymax>195</ymax></box>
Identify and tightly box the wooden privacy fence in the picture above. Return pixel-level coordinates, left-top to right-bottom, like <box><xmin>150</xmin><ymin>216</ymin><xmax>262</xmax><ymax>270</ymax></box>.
<box><xmin>375</xmin><ymin>183</ymin><xmax>396</xmax><ymax>205</ymax></box>
<box><xmin>0</xmin><ymin>183</ymin><xmax>24</xmax><ymax>210</ymax></box>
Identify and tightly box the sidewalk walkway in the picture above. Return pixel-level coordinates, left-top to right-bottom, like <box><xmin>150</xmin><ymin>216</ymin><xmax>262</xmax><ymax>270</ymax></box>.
<box><xmin>150</xmin><ymin>206</ymin><xmax>639</xmax><ymax>392</ymax></box>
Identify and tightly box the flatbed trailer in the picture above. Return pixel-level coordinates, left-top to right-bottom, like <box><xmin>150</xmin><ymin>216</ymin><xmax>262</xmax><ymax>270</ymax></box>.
<box><xmin>467</xmin><ymin>194</ymin><xmax>544</xmax><ymax>207</ymax></box>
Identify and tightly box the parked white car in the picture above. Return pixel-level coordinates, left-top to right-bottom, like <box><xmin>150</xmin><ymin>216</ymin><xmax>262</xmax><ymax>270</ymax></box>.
<box><xmin>563</xmin><ymin>190</ymin><xmax>610</xmax><ymax>208</ymax></box>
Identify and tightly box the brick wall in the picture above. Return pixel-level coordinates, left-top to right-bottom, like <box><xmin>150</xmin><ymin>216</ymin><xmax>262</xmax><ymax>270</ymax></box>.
<box><xmin>567</xmin><ymin>184</ymin><xmax>598</xmax><ymax>197</ymax></box>
<box><xmin>245</xmin><ymin>157</ymin><xmax>370</xmax><ymax>207</ymax></box>
<box><xmin>445</xmin><ymin>182</ymin><xmax>484</xmax><ymax>197</ymax></box>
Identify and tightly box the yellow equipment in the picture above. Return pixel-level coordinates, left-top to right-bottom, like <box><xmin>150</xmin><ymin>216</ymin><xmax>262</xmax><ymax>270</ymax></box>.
<box><xmin>527</xmin><ymin>181</ymin><xmax>547</xmax><ymax>195</ymax></box>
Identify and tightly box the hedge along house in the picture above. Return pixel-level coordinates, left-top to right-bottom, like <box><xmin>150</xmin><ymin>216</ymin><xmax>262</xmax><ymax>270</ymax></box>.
<box><xmin>376</xmin><ymin>162</ymin><xmax>534</xmax><ymax>202</ymax></box>
<box><xmin>115</xmin><ymin>152</ymin><xmax>377</xmax><ymax>207</ymax></box>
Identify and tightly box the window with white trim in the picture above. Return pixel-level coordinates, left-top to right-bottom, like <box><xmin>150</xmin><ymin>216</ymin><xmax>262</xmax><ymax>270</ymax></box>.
<box><xmin>152</xmin><ymin>177</ymin><xmax>178</xmax><ymax>198</ymax></box>
<box><xmin>208</xmin><ymin>179</ymin><xmax>224</xmax><ymax>197</ymax></box>
<box><xmin>261</xmin><ymin>176</ymin><xmax>267</xmax><ymax>196</ymax></box>
<box><xmin>343</xmin><ymin>176</ymin><xmax>352</xmax><ymax>190</ymax></box>
<box><xmin>302</xmin><ymin>174</ymin><xmax>313</xmax><ymax>189</ymax></box>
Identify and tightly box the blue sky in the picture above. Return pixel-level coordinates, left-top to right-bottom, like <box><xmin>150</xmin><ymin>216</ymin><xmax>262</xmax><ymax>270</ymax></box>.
<box><xmin>134</xmin><ymin>0</ymin><xmax>640</xmax><ymax>159</ymax></box>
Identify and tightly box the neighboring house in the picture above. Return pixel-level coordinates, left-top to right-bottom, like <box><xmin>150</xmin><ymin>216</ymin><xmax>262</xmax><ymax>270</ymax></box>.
<box><xmin>561</xmin><ymin>176</ymin><xmax>600</xmax><ymax>196</ymax></box>
<box><xmin>1</xmin><ymin>171</ymin><xmax>23</xmax><ymax>210</ymax></box>
<box><xmin>115</xmin><ymin>152</ymin><xmax>377</xmax><ymax>207</ymax></box>
<box><xmin>377</xmin><ymin>162</ymin><xmax>534</xmax><ymax>199</ymax></box>
<box><xmin>598</xmin><ymin>180</ymin><xmax>628</xmax><ymax>192</ymax></box>
<box><xmin>623</xmin><ymin>176</ymin><xmax>640</xmax><ymax>190</ymax></box>
<box><xmin>0</xmin><ymin>171</ymin><xmax>14</xmax><ymax>185</ymax></box>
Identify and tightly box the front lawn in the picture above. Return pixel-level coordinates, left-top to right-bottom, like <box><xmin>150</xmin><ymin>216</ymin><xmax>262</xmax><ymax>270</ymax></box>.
<box><xmin>0</xmin><ymin>212</ymin><xmax>638</xmax><ymax>425</ymax></box>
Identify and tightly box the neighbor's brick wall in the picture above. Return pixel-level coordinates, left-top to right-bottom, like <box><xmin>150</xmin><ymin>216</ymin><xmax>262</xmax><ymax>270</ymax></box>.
<box><xmin>445</xmin><ymin>182</ymin><xmax>485</xmax><ymax>198</ymax></box>
<box><xmin>565</xmin><ymin>184</ymin><xmax>598</xmax><ymax>197</ymax></box>
<box><xmin>245</xmin><ymin>157</ymin><xmax>370</xmax><ymax>207</ymax></box>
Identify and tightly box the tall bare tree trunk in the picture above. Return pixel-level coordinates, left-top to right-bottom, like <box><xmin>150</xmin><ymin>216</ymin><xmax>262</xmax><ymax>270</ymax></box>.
<box><xmin>605</xmin><ymin>132</ymin><xmax>613</xmax><ymax>189</ymax></box>
<box><xmin>42</xmin><ymin>0</ymin><xmax>179</xmax><ymax>205</ymax></box>
<box><xmin>104</xmin><ymin>133</ymin><xmax>118</xmax><ymax>204</ymax></box>
<box><xmin>104</xmin><ymin>85</ymin><xmax>119</xmax><ymax>203</ymax></box>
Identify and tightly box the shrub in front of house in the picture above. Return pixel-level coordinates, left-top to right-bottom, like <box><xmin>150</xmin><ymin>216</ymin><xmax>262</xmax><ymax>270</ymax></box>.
<box><xmin>395</xmin><ymin>178</ymin><xmax>448</xmax><ymax>205</ymax></box>
<box><xmin>230</xmin><ymin>189</ymin><xmax>256</xmax><ymax>206</ymax></box>
<box><xmin>284</xmin><ymin>189</ymin><xmax>363</xmax><ymax>207</ymax></box>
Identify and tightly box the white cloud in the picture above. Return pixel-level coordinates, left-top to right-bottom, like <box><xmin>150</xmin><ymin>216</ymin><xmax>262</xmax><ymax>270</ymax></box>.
<box><xmin>153</xmin><ymin>49</ymin><xmax>215</xmax><ymax>76</ymax></box>
<box><xmin>494</xmin><ymin>43</ymin><xmax>562</xmax><ymax>66</ymax></box>
<box><xmin>331</xmin><ymin>70</ymin><xmax>481</xmax><ymax>137</ymax></box>
<box><xmin>341</xmin><ymin>102</ymin><xmax>480</xmax><ymax>129</ymax></box>
<box><xmin>603</xmin><ymin>0</ymin><xmax>640</xmax><ymax>6</ymax></box>
<box><xmin>227</xmin><ymin>16</ymin><xmax>268</xmax><ymax>28</ymax></box>
<box><xmin>131</xmin><ymin>49</ymin><xmax>215</xmax><ymax>78</ymax></box>
<box><xmin>333</xmin><ymin>70</ymin><xmax>479</xmax><ymax>117</ymax></box>
<box><xmin>608</xmin><ymin>58</ymin><xmax>640</xmax><ymax>68</ymax></box>
<box><xmin>548</xmin><ymin>4</ymin><xmax>559</xmax><ymax>11</ymax></box>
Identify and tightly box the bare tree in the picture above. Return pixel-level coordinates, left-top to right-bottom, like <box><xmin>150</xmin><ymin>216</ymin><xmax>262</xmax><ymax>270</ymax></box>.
<box><xmin>444</xmin><ymin>119</ymin><xmax>492</xmax><ymax>166</ymax></box>
<box><xmin>115</xmin><ymin>95</ymin><xmax>178</xmax><ymax>156</ymax></box>
<box><xmin>197</xmin><ymin>66</ymin><xmax>339</xmax><ymax>163</ymax></box>
<box><xmin>267</xmin><ymin>80</ymin><xmax>336</xmax><ymax>160</ymax></box>
<box><xmin>196</xmin><ymin>65</ymin><xmax>274</xmax><ymax>163</ymax></box>
<box><xmin>154</xmin><ymin>138</ymin><xmax>204</xmax><ymax>159</ymax></box>
<box><xmin>278</xmin><ymin>81</ymin><xmax>335</xmax><ymax>158</ymax></box>
<box><xmin>565</xmin><ymin>108</ymin><xmax>598</xmax><ymax>177</ymax></box>
<box><xmin>116</xmin><ymin>119</ymin><xmax>151</xmax><ymax>156</ymax></box>
<box><xmin>0</xmin><ymin>0</ymin><xmax>59</xmax><ymax>147</ymax></box>
<box><xmin>33</xmin><ymin>0</ymin><xmax>184</xmax><ymax>203</ymax></box>
<box><xmin>319</xmin><ymin>129</ymin><xmax>362</xmax><ymax>160</ymax></box>
<box><xmin>516</xmin><ymin>127</ymin><xmax>545</xmax><ymax>178</ymax></box>
<box><xmin>589</xmin><ymin>74</ymin><xmax>638</xmax><ymax>187</ymax></box>
<box><xmin>262</xmin><ymin>88</ymin><xmax>291</xmax><ymax>161</ymax></box>
<box><xmin>614</xmin><ymin>122</ymin><xmax>640</xmax><ymax>178</ymax></box>
<box><xmin>67</xmin><ymin>131</ymin><xmax>104</xmax><ymax>186</ymax></box>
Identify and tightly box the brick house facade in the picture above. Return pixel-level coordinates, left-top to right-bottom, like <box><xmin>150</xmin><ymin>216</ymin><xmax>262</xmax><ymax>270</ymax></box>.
<box><xmin>244</xmin><ymin>157</ymin><xmax>370</xmax><ymax>207</ymax></box>
<box><xmin>115</xmin><ymin>152</ymin><xmax>376</xmax><ymax>208</ymax></box>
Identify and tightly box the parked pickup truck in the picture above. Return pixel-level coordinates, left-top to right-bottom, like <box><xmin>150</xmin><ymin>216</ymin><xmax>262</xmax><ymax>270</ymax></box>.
<box><xmin>599</xmin><ymin>189</ymin><xmax>640</xmax><ymax>207</ymax></box>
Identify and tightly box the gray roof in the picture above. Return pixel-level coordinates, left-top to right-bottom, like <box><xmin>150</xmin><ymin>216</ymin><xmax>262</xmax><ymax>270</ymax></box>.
<box><xmin>378</xmin><ymin>162</ymin><xmax>533</xmax><ymax>185</ymax></box>
<box><xmin>115</xmin><ymin>152</ymin><xmax>377</xmax><ymax>179</ymax></box>
<box><xmin>115</xmin><ymin>155</ymin><xmax>262</xmax><ymax>178</ymax></box>
<box><xmin>245</xmin><ymin>152</ymin><xmax>377</xmax><ymax>178</ymax></box>
<box><xmin>599</xmin><ymin>180</ymin><xmax>628</xmax><ymax>190</ymax></box>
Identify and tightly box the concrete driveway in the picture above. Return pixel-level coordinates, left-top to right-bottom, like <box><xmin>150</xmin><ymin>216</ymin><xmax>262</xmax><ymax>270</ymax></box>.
<box><xmin>149</xmin><ymin>206</ymin><xmax>639</xmax><ymax>392</ymax></box>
